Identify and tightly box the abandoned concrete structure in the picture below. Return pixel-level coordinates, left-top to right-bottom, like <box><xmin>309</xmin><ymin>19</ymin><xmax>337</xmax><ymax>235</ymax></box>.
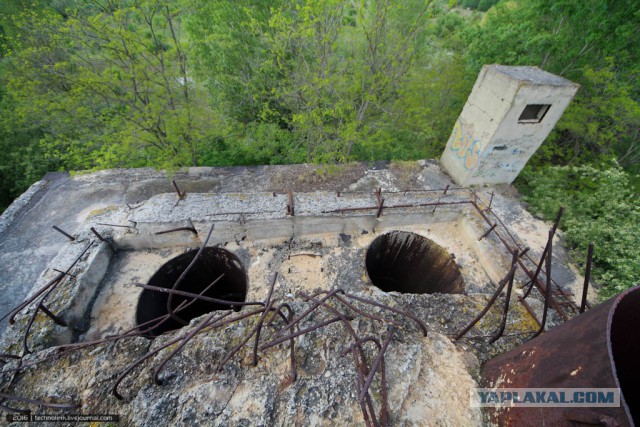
<box><xmin>441</xmin><ymin>65</ymin><xmax>580</xmax><ymax>186</ymax></box>
<box><xmin>0</xmin><ymin>66</ymin><xmax>636</xmax><ymax>426</ymax></box>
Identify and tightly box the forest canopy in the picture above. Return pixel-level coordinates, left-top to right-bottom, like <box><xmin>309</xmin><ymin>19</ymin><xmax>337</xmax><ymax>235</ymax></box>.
<box><xmin>0</xmin><ymin>0</ymin><xmax>638</xmax><ymax>297</ymax></box>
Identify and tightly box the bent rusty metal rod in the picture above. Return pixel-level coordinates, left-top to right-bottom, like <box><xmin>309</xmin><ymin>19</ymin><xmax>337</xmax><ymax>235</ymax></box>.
<box><xmin>0</xmin><ymin>392</ymin><xmax>80</xmax><ymax>410</ymax></box>
<box><xmin>113</xmin><ymin>308</ymin><xmax>268</xmax><ymax>400</ymax></box>
<box><xmin>342</xmin><ymin>292</ymin><xmax>428</xmax><ymax>337</ymax></box>
<box><xmin>218</xmin><ymin>274</ymin><xmax>281</xmax><ymax>371</ymax></box>
<box><xmin>17</xmin><ymin>242</ymin><xmax>95</xmax><ymax>354</ymax></box>
<box><xmin>153</xmin><ymin>311</ymin><xmax>232</xmax><ymax>385</ymax></box>
<box><xmin>315</xmin><ymin>292</ymin><xmax>403</xmax><ymax>329</ymax></box>
<box><xmin>355</xmin><ymin>330</ymin><xmax>393</xmax><ymax>416</ymax></box>
<box><xmin>519</xmin><ymin>207</ymin><xmax>563</xmax><ymax>300</ymax></box>
<box><xmin>454</xmin><ymin>263</ymin><xmax>519</xmax><ymax>341</ymax></box>
<box><xmin>134</xmin><ymin>283</ymin><xmax>265</xmax><ymax>309</ymax></box>
<box><xmin>471</xmin><ymin>200</ymin><xmax>574</xmax><ymax>319</ymax></box>
<box><xmin>488</xmin><ymin>249</ymin><xmax>519</xmax><ymax>344</ymax></box>
<box><xmin>580</xmin><ymin>242</ymin><xmax>594</xmax><ymax>313</ymax></box>
<box><xmin>321</xmin><ymin>200</ymin><xmax>473</xmax><ymax>214</ymax></box>
<box><xmin>531</xmin><ymin>229</ymin><xmax>554</xmax><ymax>339</ymax></box>
<box><xmin>341</xmin><ymin>335</ymin><xmax>391</xmax><ymax>426</ymax></box>
<box><xmin>269</xmin><ymin>289</ymin><xmax>345</xmax><ymax>340</ymax></box>
<box><xmin>297</xmin><ymin>291</ymin><xmax>379</xmax><ymax>427</ymax></box>
<box><xmin>252</xmin><ymin>273</ymin><xmax>278</xmax><ymax>366</ymax></box>
<box><xmin>5</xmin><ymin>242</ymin><xmax>94</xmax><ymax>325</ymax></box>
<box><xmin>259</xmin><ymin>316</ymin><xmax>346</xmax><ymax>351</ymax></box>
<box><xmin>263</xmin><ymin>302</ymin><xmax>298</xmax><ymax>382</ymax></box>
<box><xmin>7</xmin><ymin>280</ymin><xmax>236</xmax><ymax>374</ymax></box>
<box><xmin>166</xmin><ymin>223</ymin><xmax>215</xmax><ymax>325</ymax></box>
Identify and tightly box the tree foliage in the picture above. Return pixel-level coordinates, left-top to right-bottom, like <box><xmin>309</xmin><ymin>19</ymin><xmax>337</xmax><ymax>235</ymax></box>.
<box><xmin>520</xmin><ymin>163</ymin><xmax>640</xmax><ymax>299</ymax></box>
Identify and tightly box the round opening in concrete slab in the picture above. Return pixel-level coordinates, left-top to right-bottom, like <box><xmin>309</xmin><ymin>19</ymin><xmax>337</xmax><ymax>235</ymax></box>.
<box><xmin>366</xmin><ymin>231</ymin><xmax>464</xmax><ymax>294</ymax></box>
<box><xmin>136</xmin><ymin>247</ymin><xmax>247</xmax><ymax>337</ymax></box>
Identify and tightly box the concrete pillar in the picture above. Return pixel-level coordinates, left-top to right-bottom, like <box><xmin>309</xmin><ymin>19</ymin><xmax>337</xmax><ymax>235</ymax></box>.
<box><xmin>440</xmin><ymin>65</ymin><xmax>579</xmax><ymax>186</ymax></box>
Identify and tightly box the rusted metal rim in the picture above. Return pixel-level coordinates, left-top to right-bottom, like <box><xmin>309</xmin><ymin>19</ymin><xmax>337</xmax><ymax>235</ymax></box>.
<box><xmin>607</xmin><ymin>284</ymin><xmax>640</xmax><ymax>425</ymax></box>
<box><xmin>481</xmin><ymin>284</ymin><xmax>640</xmax><ymax>426</ymax></box>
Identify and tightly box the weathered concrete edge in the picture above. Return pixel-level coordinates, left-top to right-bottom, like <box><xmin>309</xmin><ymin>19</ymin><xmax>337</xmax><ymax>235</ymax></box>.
<box><xmin>0</xmin><ymin>179</ymin><xmax>49</xmax><ymax>237</ymax></box>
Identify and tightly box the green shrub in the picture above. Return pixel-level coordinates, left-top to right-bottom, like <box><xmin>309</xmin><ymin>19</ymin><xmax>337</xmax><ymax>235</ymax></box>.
<box><xmin>518</xmin><ymin>163</ymin><xmax>640</xmax><ymax>299</ymax></box>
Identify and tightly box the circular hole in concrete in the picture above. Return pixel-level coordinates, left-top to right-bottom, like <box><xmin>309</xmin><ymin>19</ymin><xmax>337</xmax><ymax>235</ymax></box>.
<box><xmin>366</xmin><ymin>231</ymin><xmax>464</xmax><ymax>294</ymax></box>
<box><xmin>136</xmin><ymin>247</ymin><xmax>247</xmax><ymax>337</ymax></box>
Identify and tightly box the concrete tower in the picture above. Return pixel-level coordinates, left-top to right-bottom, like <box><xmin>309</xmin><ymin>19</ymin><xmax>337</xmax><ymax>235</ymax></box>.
<box><xmin>441</xmin><ymin>65</ymin><xmax>580</xmax><ymax>186</ymax></box>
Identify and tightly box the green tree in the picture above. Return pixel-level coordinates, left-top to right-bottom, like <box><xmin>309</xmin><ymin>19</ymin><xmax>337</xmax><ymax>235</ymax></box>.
<box><xmin>3</xmin><ymin>0</ymin><xmax>224</xmax><ymax>171</ymax></box>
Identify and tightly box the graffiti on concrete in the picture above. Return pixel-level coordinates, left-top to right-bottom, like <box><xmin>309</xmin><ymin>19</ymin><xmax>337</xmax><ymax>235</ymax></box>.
<box><xmin>449</xmin><ymin>119</ymin><xmax>481</xmax><ymax>170</ymax></box>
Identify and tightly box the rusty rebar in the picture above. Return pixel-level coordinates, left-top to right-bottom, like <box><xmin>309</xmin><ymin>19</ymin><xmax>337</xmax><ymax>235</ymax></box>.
<box><xmin>172</xmin><ymin>180</ymin><xmax>185</xmax><ymax>200</ymax></box>
<box><xmin>153</xmin><ymin>311</ymin><xmax>232</xmax><ymax>385</ymax></box>
<box><xmin>522</xmin><ymin>207</ymin><xmax>564</xmax><ymax>299</ymax></box>
<box><xmin>479</xmin><ymin>223</ymin><xmax>498</xmax><ymax>241</ymax></box>
<box><xmin>580</xmin><ymin>242</ymin><xmax>594</xmax><ymax>313</ymax></box>
<box><xmin>531</xmin><ymin>229</ymin><xmax>554</xmax><ymax>339</ymax></box>
<box><xmin>0</xmin><ymin>392</ymin><xmax>80</xmax><ymax>410</ymax></box>
<box><xmin>96</xmin><ymin>223</ymin><xmax>133</xmax><ymax>228</ymax></box>
<box><xmin>154</xmin><ymin>226</ymin><xmax>198</xmax><ymax>236</ymax></box>
<box><xmin>166</xmin><ymin>223</ymin><xmax>215</xmax><ymax>324</ymax></box>
<box><xmin>342</xmin><ymin>292</ymin><xmax>428</xmax><ymax>337</ymax></box>
<box><xmin>488</xmin><ymin>250</ymin><xmax>519</xmax><ymax>344</ymax></box>
<box><xmin>259</xmin><ymin>316</ymin><xmax>345</xmax><ymax>351</ymax></box>
<box><xmin>134</xmin><ymin>283</ymin><xmax>264</xmax><ymax>309</ymax></box>
<box><xmin>252</xmin><ymin>273</ymin><xmax>278</xmax><ymax>366</ymax></box>
<box><xmin>287</xmin><ymin>191</ymin><xmax>295</xmax><ymax>216</ymax></box>
<box><xmin>341</xmin><ymin>336</ymin><xmax>390</xmax><ymax>426</ymax></box>
<box><xmin>357</xmin><ymin>329</ymin><xmax>393</xmax><ymax>406</ymax></box>
<box><xmin>39</xmin><ymin>304</ymin><xmax>67</xmax><ymax>327</ymax></box>
<box><xmin>297</xmin><ymin>291</ymin><xmax>379</xmax><ymax>426</ymax></box>
<box><xmin>454</xmin><ymin>263</ymin><xmax>518</xmax><ymax>341</ymax></box>
<box><xmin>52</xmin><ymin>225</ymin><xmax>75</xmax><ymax>241</ymax></box>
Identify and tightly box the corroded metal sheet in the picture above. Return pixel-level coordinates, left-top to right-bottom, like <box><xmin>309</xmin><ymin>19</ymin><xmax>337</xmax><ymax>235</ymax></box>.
<box><xmin>481</xmin><ymin>285</ymin><xmax>639</xmax><ymax>426</ymax></box>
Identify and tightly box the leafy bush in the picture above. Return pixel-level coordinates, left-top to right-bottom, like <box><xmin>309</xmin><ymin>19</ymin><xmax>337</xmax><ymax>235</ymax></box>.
<box><xmin>518</xmin><ymin>163</ymin><xmax>640</xmax><ymax>299</ymax></box>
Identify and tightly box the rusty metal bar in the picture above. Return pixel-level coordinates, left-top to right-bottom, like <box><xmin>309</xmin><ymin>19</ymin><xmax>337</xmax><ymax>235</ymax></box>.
<box><xmin>580</xmin><ymin>242</ymin><xmax>594</xmax><ymax>313</ymax></box>
<box><xmin>153</xmin><ymin>311</ymin><xmax>231</xmax><ymax>385</ymax></box>
<box><xmin>454</xmin><ymin>263</ymin><xmax>518</xmax><ymax>341</ymax></box>
<box><xmin>322</xmin><ymin>199</ymin><xmax>473</xmax><ymax>214</ymax></box>
<box><xmin>0</xmin><ymin>392</ymin><xmax>80</xmax><ymax>410</ymax></box>
<box><xmin>38</xmin><ymin>304</ymin><xmax>67</xmax><ymax>327</ymax></box>
<box><xmin>133</xmin><ymin>283</ymin><xmax>264</xmax><ymax>309</ymax></box>
<box><xmin>172</xmin><ymin>180</ymin><xmax>185</xmax><ymax>200</ymax></box>
<box><xmin>52</xmin><ymin>225</ymin><xmax>75</xmax><ymax>241</ymax></box>
<box><xmin>298</xmin><ymin>291</ymin><xmax>379</xmax><ymax>427</ymax></box>
<box><xmin>90</xmin><ymin>227</ymin><xmax>116</xmax><ymax>251</ymax></box>
<box><xmin>6</xmin><ymin>242</ymin><xmax>93</xmax><ymax>325</ymax></box>
<box><xmin>252</xmin><ymin>273</ymin><xmax>278</xmax><ymax>365</ymax></box>
<box><xmin>96</xmin><ymin>223</ymin><xmax>133</xmax><ymax>228</ymax></box>
<box><xmin>531</xmin><ymin>229</ymin><xmax>554</xmax><ymax>339</ymax></box>
<box><xmin>166</xmin><ymin>223</ymin><xmax>215</xmax><ymax>324</ymax></box>
<box><xmin>488</xmin><ymin>250</ymin><xmax>519</xmax><ymax>344</ymax></box>
<box><xmin>478</xmin><ymin>223</ymin><xmax>497</xmax><ymax>241</ymax></box>
<box><xmin>357</xmin><ymin>328</ymin><xmax>393</xmax><ymax>403</ymax></box>
<box><xmin>154</xmin><ymin>226</ymin><xmax>198</xmax><ymax>236</ymax></box>
<box><xmin>522</xmin><ymin>208</ymin><xmax>564</xmax><ymax>299</ymax></box>
<box><xmin>287</xmin><ymin>191</ymin><xmax>295</xmax><ymax>216</ymax></box>
<box><xmin>272</xmin><ymin>289</ymin><xmax>345</xmax><ymax>340</ymax></box>
<box><xmin>259</xmin><ymin>316</ymin><xmax>345</xmax><ymax>351</ymax></box>
<box><xmin>52</xmin><ymin>268</ymin><xmax>76</xmax><ymax>278</ymax></box>
<box><xmin>517</xmin><ymin>296</ymin><xmax>542</xmax><ymax>328</ymax></box>
<box><xmin>343</xmin><ymin>292</ymin><xmax>428</xmax><ymax>337</ymax></box>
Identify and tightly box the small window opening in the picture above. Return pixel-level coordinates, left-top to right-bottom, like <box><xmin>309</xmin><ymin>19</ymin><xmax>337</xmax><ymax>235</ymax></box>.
<box><xmin>518</xmin><ymin>104</ymin><xmax>551</xmax><ymax>124</ymax></box>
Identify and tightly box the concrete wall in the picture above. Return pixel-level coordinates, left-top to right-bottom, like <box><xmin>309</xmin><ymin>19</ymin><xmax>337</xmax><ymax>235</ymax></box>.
<box><xmin>441</xmin><ymin>65</ymin><xmax>579</xmax><ymax>186</ymax></box>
